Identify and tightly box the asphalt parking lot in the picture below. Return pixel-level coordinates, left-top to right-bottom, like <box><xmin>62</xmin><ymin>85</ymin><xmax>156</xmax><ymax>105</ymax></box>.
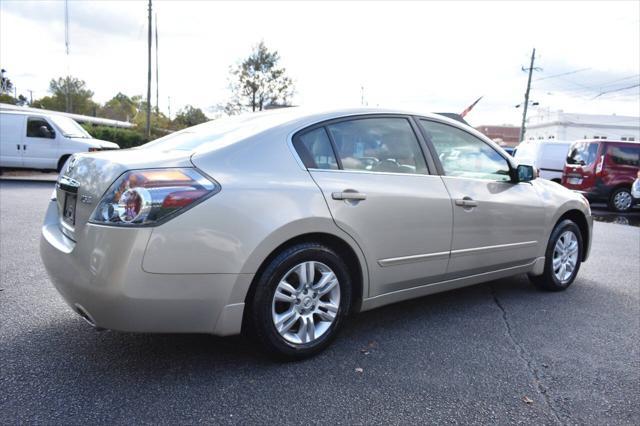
<box><xmin>1</xmin><ymin>180</ymin><xmax>638</xmax><ymax>425</ymax></box>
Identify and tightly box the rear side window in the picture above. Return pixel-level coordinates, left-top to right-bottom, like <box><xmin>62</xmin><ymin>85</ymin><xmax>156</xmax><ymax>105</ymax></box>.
<box><xmin>607</xmin><ymin>145</ymin><xmax>640</xmax><ymax>167</ymax></box>
<box><xmin>567</xmin><ymin>142</ymin><xmax>599</xmax><ymax>166</ymax></box>
<box><xmin>293</xmin><ymin>127</ymin><xmax>338</xmax><ymax>170</ymax></box>
<box><xmin>326</xmin><ymin>118</ymin><xmax>428</xmax><ymax>174</ymax></box>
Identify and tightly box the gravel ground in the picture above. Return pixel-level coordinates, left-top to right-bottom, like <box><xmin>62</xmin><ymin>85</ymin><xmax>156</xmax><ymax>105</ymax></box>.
<box><xmin>1</xmin><ymin>180</ymin><xmax>638</xmax><ymax>425</ymax></box>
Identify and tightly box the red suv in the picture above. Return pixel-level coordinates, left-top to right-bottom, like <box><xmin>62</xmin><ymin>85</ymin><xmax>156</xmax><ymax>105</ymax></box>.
<box><xmin>562</xmin><ymin>140</ymin><xmax>640</xmax><ymax>212</ymax></box>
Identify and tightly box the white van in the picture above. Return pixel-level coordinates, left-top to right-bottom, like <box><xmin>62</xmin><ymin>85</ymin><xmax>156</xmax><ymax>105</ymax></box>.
<box><xmin>0</xmin><ymin>110</ymin><xmax>119</xmax><ymax>172</ymax></box>
<box><xmin>514</xmin><ymin>140</ymin><xmax>573</xmax><ymax>182</ymax></box>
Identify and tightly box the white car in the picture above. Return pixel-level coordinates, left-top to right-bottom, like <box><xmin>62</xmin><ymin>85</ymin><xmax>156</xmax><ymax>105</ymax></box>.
<box><xmin>514</xmin><ymin>140</ymin><xmax>573</xmax><ymax>183</ymax></box>
<box><xmin>0</xmin><ymin>110</ymin><xmax>119</xmax><ymax>172</ymax></box>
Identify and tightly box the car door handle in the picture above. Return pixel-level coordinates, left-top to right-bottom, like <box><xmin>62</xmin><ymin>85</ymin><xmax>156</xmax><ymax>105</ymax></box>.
<box><xmin>455</xmin><ymin>197</ymin><xmax>478</xmax><ymax>208</ymax></box>
<box><xmin>17</xmin><ymin>144</ymin><xmax>20</xmax><ymax>150</ymax></box>
<box><xmin>23</xmin><ymin>144</ymin><xmax>27</xmax><ymax>150</ymax></box>
<box><xmin>332</xmin><ymin>191</ymin><xmax>367</xmax><ymax>201</ymax></box>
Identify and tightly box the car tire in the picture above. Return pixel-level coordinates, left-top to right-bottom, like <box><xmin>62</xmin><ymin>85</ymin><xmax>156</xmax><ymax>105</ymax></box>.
<box><xmin>248</xmin><ymin>242</ymin><xmax>351</xmax><ymax>360</ymax></box>
<box><xmin>57</xmin><ymin>155</ymin><xmax>70</xmax><ymax>173</ymax></box>
<box><xmin>528</xmin><ymin>219</ymin><xmax>583</xmax><ymax>292</ymax></box>
<box><xmin>609</xmin><ymin>187</ymin><xmax>633</xmax><ymax>212</ymax></box>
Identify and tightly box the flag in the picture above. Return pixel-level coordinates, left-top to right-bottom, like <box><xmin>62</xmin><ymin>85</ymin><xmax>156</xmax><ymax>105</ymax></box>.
<box><xmin>460</xmin><ymin>96</ymin><xmax>483</xmax><ymax>118</ymax></box>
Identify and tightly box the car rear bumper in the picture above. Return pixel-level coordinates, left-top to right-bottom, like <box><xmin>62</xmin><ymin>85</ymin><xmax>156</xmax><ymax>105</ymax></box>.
<box><xmin>39</xmin><ymin>200</ymin><xmax>252</xmax><ymax>335</ymax></box>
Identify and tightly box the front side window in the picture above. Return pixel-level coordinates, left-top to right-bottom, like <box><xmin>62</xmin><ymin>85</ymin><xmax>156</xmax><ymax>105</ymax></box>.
<box><xmin>419</xmin><ymin>119</ymin><xmax>511</xmax><ymax>181</ymax></box>
<box><xmin>567</xmin><ymin>142</ymin><xmax>599</xmax><ymax>166</ymax></box>
<box><xmin>293</xmin><ymin>127</ymin><xmax>338</xmax><ymax>170</ymax></box>
<box><xmin>607</xmin><ymin>145</ymin><xmax>640</xmax><ymax>167</ymax></box>
<box><xmin>326</xmin><ymin>117</ymin><xmax>428</xmax><ymax>174</ymax></box>
<box><xmin>26</xmin><ymin>117</ymin><xmax>55</xmax><ymax>139</ymax></box>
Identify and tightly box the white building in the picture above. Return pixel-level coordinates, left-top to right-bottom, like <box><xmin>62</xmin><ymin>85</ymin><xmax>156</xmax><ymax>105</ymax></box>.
<box><xmin>524</xmin><ymin>110</ymin><xmax>639</xmax><ymax>142</ymax></box>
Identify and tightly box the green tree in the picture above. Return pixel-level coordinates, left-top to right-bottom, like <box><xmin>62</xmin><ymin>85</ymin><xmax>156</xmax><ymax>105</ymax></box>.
<box><xmin>100</xmin><ymin>93</ymin><xmax>139</xmax><ymax>122</ymax></box>
<box><xmin>32</xmin><ymin>76</ymin><xmax>98</xmax><ymax>115</ymax></box>
<box><xmin>226</xmin><ymin>41</ymin><xmax>294</xmax><ymax>113</ymax></box>
<box><xmin>173</xmin><ymin>105</ymin><xmax>209</xmax><ymax>129</ymax></box>
<box><xmin>0</xmin><ymin>93</ymin><xmax>16</xmax><ymax>104</ymax></box>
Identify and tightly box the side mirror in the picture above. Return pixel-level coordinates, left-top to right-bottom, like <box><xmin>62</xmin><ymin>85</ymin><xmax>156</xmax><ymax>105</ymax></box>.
<box><xmin>39</xmin><ymin>125</ymin><xmax>55</xmax><ymax>139</ymax></box>
<box><xmin>516</xmin><ymin>164</ymin><xmax>536</xmax><ymax>182</ymax></box>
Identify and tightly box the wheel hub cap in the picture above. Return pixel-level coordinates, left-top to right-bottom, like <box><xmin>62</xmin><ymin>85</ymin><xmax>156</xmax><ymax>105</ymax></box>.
<box><xmin>271</xmin><ymin>261</ymin><xmax>341</xmax><ymax>345</ymax></box>
<box><xmin>614</xmin><ymin>191</ymin><xmax>632</xmax><ymax>210</ymax></box>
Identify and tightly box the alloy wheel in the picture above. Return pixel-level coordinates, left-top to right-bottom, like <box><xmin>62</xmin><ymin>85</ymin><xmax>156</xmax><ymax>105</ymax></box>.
<box><xmin>552</xmin><ymin>230</ymin><xmax>579</xmax><ymax>283</ymax></box>
<box><xmin>271</xmin><ymin>261</ymin><xmax>341</xmax><ymax>345</ymax></box>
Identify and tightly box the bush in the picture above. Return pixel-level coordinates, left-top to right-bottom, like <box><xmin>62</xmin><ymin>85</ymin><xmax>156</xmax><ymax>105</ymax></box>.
<box><xmin>81</xmin><ymin>124</ymin><xmax>147</xmax><ymax>149</ymax></box>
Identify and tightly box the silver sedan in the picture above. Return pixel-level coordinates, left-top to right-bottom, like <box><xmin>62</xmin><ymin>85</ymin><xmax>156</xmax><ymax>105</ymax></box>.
<box><xmin>40</xmin><ymin>108</ymin><xmax>592</xmax><ymax>358</ymax></box>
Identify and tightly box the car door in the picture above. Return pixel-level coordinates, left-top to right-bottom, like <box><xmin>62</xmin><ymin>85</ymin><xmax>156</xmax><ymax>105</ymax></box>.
<box><xmin>0</xmin><ymin>113</ymin><xmax>25</xmax><ymax>167</ymax></box>
<box><xmin>24</xmin><ymin>116</ymin><xmax>59</xmax><ymax>169</ymax></box>
<box><xmin>417</xmin><ymin>118</ymin><xmax>545</xmax><ymax>277</ymax></box>
<box><xmin>294</xmin><ymin>116</ymin><xmax>453</xmax><ymax>297</ymax></box>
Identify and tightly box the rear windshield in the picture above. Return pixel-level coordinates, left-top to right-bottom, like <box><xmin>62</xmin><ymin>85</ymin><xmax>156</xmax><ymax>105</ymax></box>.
<box><xmin>566</xmin><ymin>142</ymin><xmax>598</xmax><ymax>166</ymax></box>
<box><xmin>141</xmin><ymin>112</ymin><xmax>294</xmax><ymax>152</ymax></box>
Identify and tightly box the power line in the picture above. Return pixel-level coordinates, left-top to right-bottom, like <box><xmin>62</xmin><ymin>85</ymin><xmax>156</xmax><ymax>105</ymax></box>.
<box><xmin>534</xmin><ymin>68</ymin><xmax>591</xmax><ymax>82</ymax></box>
<box><xmin>591</xmin><ymin>83</ymin><xmax>640</xmax><ymax>99</ymax></box>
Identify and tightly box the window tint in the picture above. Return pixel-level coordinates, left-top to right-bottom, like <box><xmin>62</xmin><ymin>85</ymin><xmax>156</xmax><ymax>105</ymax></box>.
<box><xmin>26</xmin><ymin>118</ymin><xmax>55</xmax><ymax>138</ymax></box>
<box><xmin>420</xmin><ymin>119</ymin><xmax>511</xmax><ymax>181</ymax></box>
<box><xmin>293</xmin><ymin>127</ymin><xmax>338</xmax><ymax>170</ymax></box>
<box><xmin>607</xmin><ymin>145</ymin><xmax>640</xmax><ymax>167</ymax></box>
<box><xmin>326</xmin><ymin>118</ymin><xmax>427</xmax><ymax>174</ymax></box>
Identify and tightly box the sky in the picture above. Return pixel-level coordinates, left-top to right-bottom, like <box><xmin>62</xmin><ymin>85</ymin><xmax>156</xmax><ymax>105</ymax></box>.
<box><xmin>1</xmin><ymin>0</ymin><xmax>639</xmax><ymax>126</ymax></box>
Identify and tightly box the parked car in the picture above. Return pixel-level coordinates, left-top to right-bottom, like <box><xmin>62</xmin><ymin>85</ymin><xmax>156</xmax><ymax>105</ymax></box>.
<box><xmin>514</xmin><ymin>140</ymin><xmax>573</xmax><ymax>183</ymax></box>
<box><xmin>562</xmin><ymin>140</ymin><xmax>640</xmax><ymax>212</ymax></box>
<box><xmin>0</xmin><ymin>110</ymin><xmax>119</xmax><ymax>172</ymax></box>
<box><xmin>40</xmin><ymin>108</ymin><xmax>592</xmax><ymax>359</ymax></box>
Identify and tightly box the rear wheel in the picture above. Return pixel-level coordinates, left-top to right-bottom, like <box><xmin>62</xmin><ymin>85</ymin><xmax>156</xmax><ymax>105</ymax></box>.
<box><xmin>248</xmin><ymin>242</ymin><xmax>351</xmax><ymax>359</ymax></box>
<box><xmin>609</xmin><ymin>187</ymin><xmax>633</xmax><ymax>212</ymax></box>
<box><xmin>529</xmin><ymin>219</ymin><xmax>583</xmax><ymax>291</ymax></box>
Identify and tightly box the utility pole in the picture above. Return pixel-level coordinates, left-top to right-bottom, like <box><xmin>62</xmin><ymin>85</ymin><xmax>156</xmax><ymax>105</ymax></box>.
<box><xmin>155</xmin><ymin>13</ymin><xmax>159</xmax><ymax>116</ymax></box>
<box><xmin>64</xmin><ymin>0</ymin><xmax>71</xmax><ymax>112</ymax></box>
<box><xmin>519</xmin><ymin>48</ymin><xmax>540</xmax><ymax>142</ymax></box>
<box><xmin>168</xmin><ymin>96</ymin><xmax>171</xmax><ymax>121</ymax></box>
<box><xmin>145</xmin><ymin>0</ymin><xmax>152</xmax><ymax>139</ymax></box>
<box><xmin>28</xmin><ymin>90</ymin><xmax>33</xmax><ymax>105</ymax></box>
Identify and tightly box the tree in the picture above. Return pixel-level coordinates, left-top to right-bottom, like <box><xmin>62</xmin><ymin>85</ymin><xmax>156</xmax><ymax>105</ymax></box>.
<box><xmin>0</xmin><ymin>72</ymin><xmax>12</xmax><ymax>95</ymax></box>
<box><xmin>226</xmin><ymin>41</ymin><xmax>294</xmax><ymax>113</ymax></box>
<box><xmin>100</xmin><ymin>93</ymin><xmax>139</xmax><ymax>122</ymax></box>
<box><xmin>173</xmin><ymin>105</ymin><xmax>209</xmax><ymax>129</ymax></box>
<box><xmin>32</xmin><ymin>76</ymin><xmax>98</xmax><ymax>115</ymax></box>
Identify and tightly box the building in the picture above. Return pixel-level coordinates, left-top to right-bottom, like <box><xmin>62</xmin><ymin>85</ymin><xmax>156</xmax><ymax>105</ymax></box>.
<box><xmin>524</xmin><ymin>110</ymin><xmax>639</xmax><ymax>142</ymax></box>
<box><xmin>475</xmin><ymin>125</ymin><xmax>520</xmax><ymax>146</ymax></box>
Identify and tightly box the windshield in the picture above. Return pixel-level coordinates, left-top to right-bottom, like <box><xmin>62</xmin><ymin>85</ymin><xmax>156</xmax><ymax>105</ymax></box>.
<box><xmin>567</xmin><ymin>142</ymin><xmax>598</xmax><ymax>166</ymax></box>
<box><xmin>49</xmin><ymin>115</ymin><xmax>92</xmax><ymax>138</ymax></box>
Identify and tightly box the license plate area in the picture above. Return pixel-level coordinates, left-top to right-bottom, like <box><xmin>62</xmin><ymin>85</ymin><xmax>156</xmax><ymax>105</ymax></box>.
<box><xmin>567</xmin><ymin>177</ymin><xmax>583</xmax><ymax>185</ymax></box>
<box><xmin>62</xmin><ymin>192</ymin><xmax>77</xmax><ymax>225</ymax></box>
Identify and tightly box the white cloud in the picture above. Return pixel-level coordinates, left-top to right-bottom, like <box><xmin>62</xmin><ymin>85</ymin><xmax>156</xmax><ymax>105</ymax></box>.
<box><xmin>1</xmin><ymin>0</ymin><xmax>638</xmax><ymax>125</ymax></box>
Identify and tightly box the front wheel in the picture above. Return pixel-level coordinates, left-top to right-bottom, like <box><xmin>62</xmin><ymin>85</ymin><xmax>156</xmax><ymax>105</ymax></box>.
<box><xmin>609</xmin><ymin>187</ymin><xmax>633</xmax><ymax>212</ymax></box>
<box><xmin>248</xmin><ymin>242</ymin><xmax>351</xmax><ymax>359</ymax></box>
<box><xmin>529</xmin><ymin>219</ymin><xmax>583</xmax><ymax>291</ymax></box>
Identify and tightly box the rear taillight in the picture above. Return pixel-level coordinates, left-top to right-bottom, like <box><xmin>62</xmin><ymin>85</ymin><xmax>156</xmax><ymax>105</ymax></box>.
<box><xmin>88</xmin><ymin>147</ymin><xmax>101</xmax><ymax>152</ymax></box>
<box><xmin>90</xmin><ymin>168</ymin><xmax>219</xmax><ymax>226</ymax></box>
